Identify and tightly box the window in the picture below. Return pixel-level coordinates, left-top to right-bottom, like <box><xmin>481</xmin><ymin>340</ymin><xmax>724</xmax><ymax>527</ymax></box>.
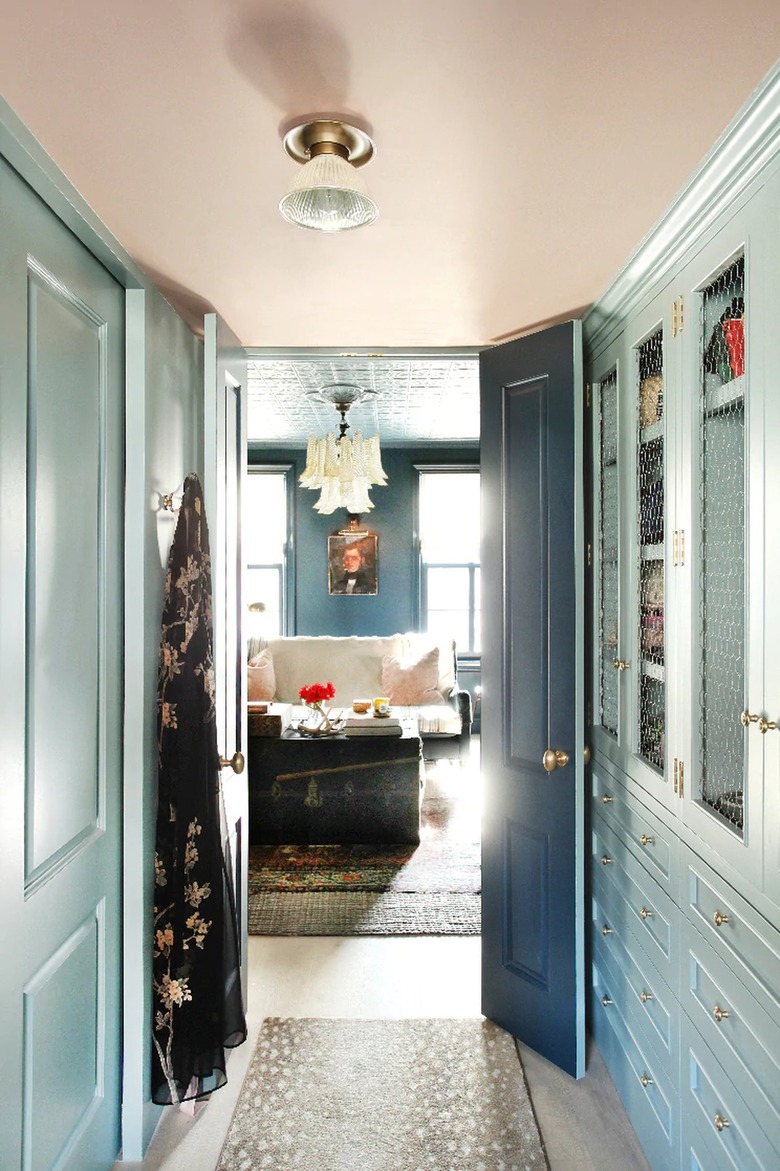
<box><xmin>244</xmin><ymin>468</ymin><xmax>290</xmax><ymax>639</ymax></box>
<box><xmin>417</xmin><ymin>468</ymin><xmax>480</xmax><ymax>653</ymax></box>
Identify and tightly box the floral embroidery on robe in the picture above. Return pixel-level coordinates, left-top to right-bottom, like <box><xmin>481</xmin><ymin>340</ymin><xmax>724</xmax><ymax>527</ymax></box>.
<box><xmin>152</xmin><ymin>473</ymin><xmax>246</xmax><ymax>1104</ymax></box>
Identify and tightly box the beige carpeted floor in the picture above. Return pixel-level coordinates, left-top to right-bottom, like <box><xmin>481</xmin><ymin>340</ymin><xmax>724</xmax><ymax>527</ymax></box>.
<box><xmin>216</xmin><ymin>1017</ymin><xmax>548</xmax><ymax>1171</ymax></box>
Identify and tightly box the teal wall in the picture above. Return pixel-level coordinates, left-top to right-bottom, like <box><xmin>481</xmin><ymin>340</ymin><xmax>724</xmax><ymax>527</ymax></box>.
<box><xmin>249</xmin><ymin>443</ymin><xmax>479</xmax><ymax>637</ymax></box>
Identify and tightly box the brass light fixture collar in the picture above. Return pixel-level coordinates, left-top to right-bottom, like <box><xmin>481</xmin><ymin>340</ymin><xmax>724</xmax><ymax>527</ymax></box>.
<box><xmin>282</xmin><ymin>119</ymin><xmax>375</xmax><ymax>168</ymax></box>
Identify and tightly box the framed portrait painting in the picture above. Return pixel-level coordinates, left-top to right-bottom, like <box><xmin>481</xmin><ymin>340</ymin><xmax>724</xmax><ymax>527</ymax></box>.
<box><xmin>328</xmin><ymin>533</ymin><xmax>378</xmax><ymax>595</ymax></box>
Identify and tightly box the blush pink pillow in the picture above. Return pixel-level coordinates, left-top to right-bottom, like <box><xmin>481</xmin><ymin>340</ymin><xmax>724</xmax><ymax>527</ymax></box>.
<box><xmin>247</xmin><ymin>649</ymin><xmax>275</xmax><ymax>701</ymax></box>
<box><xmin>381</xmin><ymin>648</ymin><xmax>446</xmax><ymax>706</ymax></box>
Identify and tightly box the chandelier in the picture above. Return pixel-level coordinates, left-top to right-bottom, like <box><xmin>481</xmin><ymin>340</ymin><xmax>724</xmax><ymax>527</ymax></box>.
<box><xmin>299</xmin><ymin>384</ymin><xmax>386</xmax><ymax>514</ymax></box>
<box><xmin>279</xmin><ymin>118</ymin><xmax>378</xmax><ymax>233</ymax></box>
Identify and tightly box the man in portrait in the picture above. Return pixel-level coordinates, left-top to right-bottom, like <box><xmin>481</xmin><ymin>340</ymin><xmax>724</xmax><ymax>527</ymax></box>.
<box><xmin>328</xmin><ymin>536</ymin><xmax>377</xmax><ymax>595</ymax></box>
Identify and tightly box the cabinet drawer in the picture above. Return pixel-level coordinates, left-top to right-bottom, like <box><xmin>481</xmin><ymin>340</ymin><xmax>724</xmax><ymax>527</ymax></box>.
<box><xmin>591</xmin><ymin>763</ymin><xmax>678</xmax><ymax>894</ymax></box>
<box><xmin>592</xmin><ymin>958</ymin><xmax>677</xmax><ymax>1171</ymax></box>
<box><xmin>681</xmin><ymin>917</ymin><xmax>780</xmax><ymax>1146</ymax></box>
<box><xmin>681</xmin><ymin>1016</ymin><xmax>780</xmax><ymax>1171</ymax></box>
<box><xmin>592</xmin><ymin>815</ymin><xmax>679</xmax><ymax>988</ymax></box>
<box><xmin>682</xmin><ymin>847</ymin><xmax>780</xmax><ymax>1013</ymax></box>
<box><xmin>592</xmin><ymin>881</ymin><xmax>677</xmax><ymax>1070</ymax></box>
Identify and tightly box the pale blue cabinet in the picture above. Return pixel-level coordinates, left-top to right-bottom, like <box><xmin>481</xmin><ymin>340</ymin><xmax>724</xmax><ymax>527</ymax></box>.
<box><xmin>586</xmin><ymin>77</ymin><xmax>780</xmax><ymax>1171</ymax></box>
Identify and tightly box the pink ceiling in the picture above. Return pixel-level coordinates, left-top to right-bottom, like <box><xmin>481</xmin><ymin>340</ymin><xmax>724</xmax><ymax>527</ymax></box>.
<box><xmin>2</xmin><ymin>2</ymin><xmax>779</xmax><ymax>348</ymax></box>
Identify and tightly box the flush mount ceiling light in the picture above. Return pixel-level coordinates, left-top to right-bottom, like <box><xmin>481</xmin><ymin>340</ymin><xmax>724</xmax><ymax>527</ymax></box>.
<box><xmin>299</xmin><ymin>383</ymin><xmax>386</xmax><ymax>514</ymax></box>
<box><xmin>279</xmin><ymin>119</ymin><xmax>378</xmax><ymax>232</ymax></box>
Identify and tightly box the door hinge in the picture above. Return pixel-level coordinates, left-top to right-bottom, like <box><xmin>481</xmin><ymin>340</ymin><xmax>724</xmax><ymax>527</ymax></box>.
<box><xmin>679</xmin><ymin>760</ymin><xmax>684</xmax><ymax>799</ymax></box>
<box><xmin>672</xmin><ymin>295</ymin><xmax>684</xmax><ymax>336</ymax></box>
<box><xmin>674</xmin><ymin>758</ymin><xmax>685</xmax><ymax>798</ymax></box>
<box><xmin>587</xmin><ymin>542</ymin><xmax>593</xmax><ymax>567</ymax></box>
<box><xmin>586</xmin><ymin>382</ymin><xmax>591</xmax><ymax>408</ymax></box>
<box><xmin>673</xmin><ymin>758</ymin><xmax>678</xmax><ymax>795</ymax></box>
<box><xmin>673</xmin><ymin>529</ymin><xmax>686</xmax><ymax>566</ymax></box>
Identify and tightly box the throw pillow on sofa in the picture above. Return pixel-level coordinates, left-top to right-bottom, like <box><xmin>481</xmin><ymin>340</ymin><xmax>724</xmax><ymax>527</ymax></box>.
<box><xmin>247</xmin><ymin>648</ymin><xmax>275</xmax><ymax>701</ymax></box>
<box><xmin>381</xmin><ymin>647</ymin><xmax>446</xmax><ymax>706</ymax></box>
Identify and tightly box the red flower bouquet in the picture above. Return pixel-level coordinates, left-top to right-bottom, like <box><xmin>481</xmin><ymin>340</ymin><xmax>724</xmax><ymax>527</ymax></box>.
<box><xmin>299</xmin><ymin>681</ymin><xmax>336</xmax><ymax>705</ymax></box>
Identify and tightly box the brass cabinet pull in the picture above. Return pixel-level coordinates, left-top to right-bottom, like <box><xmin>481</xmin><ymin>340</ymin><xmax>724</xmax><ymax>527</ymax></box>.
<box><xmin>542</xmin><ymin>748</ymin><xmax>570</xmax><ymax>772</ymax></box>
<box><xmin>639</xmin><ymin>906</ymin><xmax>653</xmax><ymax>920</ymax></box>
<box><xmin>639</xmin><ymin>834</ymin><xmax>654</xmax><ymax>846</ymax></box>
<box><xmin>219</xmin><ymin>751</ymin><xmax>245</xmax><ymax>774</ymax></box>
<box><xmin>612</xmin><ymin>658</ymin><xmax>630</xmax><ymax>671</ymax></box>
<box><xmin>601</xmin><ymin>794</ymin><xmax>615</xmax><ymax>804</ymax></box>
<box><xmin>713</xmin><ymin>910</ymin><xmax>730</xmax><ymax>928</ymax></box>
<box><xmin>601</xmin><ymin>925</ymin><xmax>613</xmax><ymax>936</ymax></box>
<box><xmin>713</xmin><ymin>1005</ymin><xmax>730</xmax><ymax>1024</ymax></box>
<box><xmin>601</xmin><ymin>995</ymin><xmax>613</xmax><ymax>1006</ymax></box>
<box><xmin>640</xmin><ymin>990</ymin><xmax>654</xmax><ymax>1003</ymax></box>
<box><xmin>714</xmin><ymin>1113</ymin><xmax>730</xmax><ymax>1133</ymax></box>
<box><xmin>741</xmin><ymin>708</ymin><xmax>777</xmax><ymax>734</ymax></box>
<box><xmin>601</xmin><ymin>855</ymin><xmax>613</xmax><ymax>866</ymax></box>
<box><xmin>640</xmin><ymin>1073</ymin><xmax>653</xmax><ymax>1088</ymax></box>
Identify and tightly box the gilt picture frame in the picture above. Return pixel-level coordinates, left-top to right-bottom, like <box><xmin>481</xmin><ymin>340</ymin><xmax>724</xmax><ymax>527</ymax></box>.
<box><xmin>328</xmin><ymin>533</ymin><xmax>378</xmax><ymax>595</ymax></box>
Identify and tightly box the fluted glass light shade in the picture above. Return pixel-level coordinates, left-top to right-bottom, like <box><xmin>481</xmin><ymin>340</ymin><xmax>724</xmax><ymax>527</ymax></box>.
<box><xmin>280</xmin><ymin>118</ymin><xmax>377</xmax><ymax>233</ymax></box>
<box><xmin>280</xmin><ymin>152</ymin><xmax>378</xmax><ymax>232</ymax></box>
<box><xmin>299</xmin><ymin>383</ymin><xmax>386</xmax><ymax>513</ymax></box>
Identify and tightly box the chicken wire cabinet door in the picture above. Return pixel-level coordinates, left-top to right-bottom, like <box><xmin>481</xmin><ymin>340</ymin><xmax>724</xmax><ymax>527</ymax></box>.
<box><xmin>675</xmin><ymin>208</ymin><xmax>774</xmax><ymax>897</ymax></box>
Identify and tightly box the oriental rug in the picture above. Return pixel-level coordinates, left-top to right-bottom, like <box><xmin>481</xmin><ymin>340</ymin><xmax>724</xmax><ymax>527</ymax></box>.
<box><xmin>247</xmin><ymin>795</ymin><xmax>481</xmax><ymax>935</ymax></box>
<box><xmin>216</xmin><ymin>1018</ymin><xmax>548</xmax><ymax>1171</ymax></box>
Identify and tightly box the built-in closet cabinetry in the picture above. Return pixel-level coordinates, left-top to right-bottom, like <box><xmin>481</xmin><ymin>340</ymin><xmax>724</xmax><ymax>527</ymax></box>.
<box><xmin>586</xmin><ymin>89</ymin><xmax>780</xmax><ymax>1171</ymax></box>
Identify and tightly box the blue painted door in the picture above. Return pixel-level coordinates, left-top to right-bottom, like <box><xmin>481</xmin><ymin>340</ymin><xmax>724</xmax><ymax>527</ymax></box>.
<box><xmin>480</xmin><ymin>322</ymin><xmax>586</xmax><ymax>1078</ymax></box>
<box><xmin>0</xmin><ymin>156</ymin><xmax>124</xmax><ymax>1166</ymax></box>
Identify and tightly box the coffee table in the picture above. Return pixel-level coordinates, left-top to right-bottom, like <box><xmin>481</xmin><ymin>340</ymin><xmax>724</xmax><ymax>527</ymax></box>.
<box><xmin>247</xmin><ymin>721</ymin><xmax>423</xmax><ymax>845</ymax></box>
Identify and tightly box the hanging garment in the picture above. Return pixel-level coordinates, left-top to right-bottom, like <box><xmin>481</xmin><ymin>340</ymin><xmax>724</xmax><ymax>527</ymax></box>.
<box><xmin>152</xmin><ymin>473</ymin><xmax>246</xmax><ymax>1104</ymax></box>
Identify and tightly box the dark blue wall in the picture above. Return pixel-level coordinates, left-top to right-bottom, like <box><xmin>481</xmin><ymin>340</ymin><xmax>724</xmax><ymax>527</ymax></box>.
<box><xmin>248</xmin><ymin>443</ymin><xmax>478</xmax><ymax>637</ymax></box>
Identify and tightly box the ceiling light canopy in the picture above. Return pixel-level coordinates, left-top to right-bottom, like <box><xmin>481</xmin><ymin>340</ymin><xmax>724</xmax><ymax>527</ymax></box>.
<box><xmin>299</xmin><ymin>383</ymin><xmax>386</xmax><ymax>514</ymax></box>
<box><xmin>279</xmin><ymin>119</ymin><xmax>378</xmax><ymax>232</ymax></box>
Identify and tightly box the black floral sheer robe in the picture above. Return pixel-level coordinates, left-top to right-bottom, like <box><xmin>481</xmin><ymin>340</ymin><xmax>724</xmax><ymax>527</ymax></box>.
<box><xmin>152</xmin><ymin>474</ymin><xmax>246</xmax><ymax>1104</ymax></box>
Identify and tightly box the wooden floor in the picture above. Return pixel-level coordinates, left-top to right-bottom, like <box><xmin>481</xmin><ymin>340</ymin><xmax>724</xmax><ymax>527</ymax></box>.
<box><xmin>117</xmin><ymin>750</ymin><xmax>650</xmax><ymax>1171</ymax></box>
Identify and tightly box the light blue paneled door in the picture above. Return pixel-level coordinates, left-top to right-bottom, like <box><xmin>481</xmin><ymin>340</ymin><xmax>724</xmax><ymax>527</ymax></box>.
<box><xmin>480</xmin><ymin>322</ymin><xmax>586</xmax><ymax>1078</ymax></box>
<box><xmin>0</xmin><ymin>157</ymin><xmax>124</xmax><ymax>1168</ymax></box>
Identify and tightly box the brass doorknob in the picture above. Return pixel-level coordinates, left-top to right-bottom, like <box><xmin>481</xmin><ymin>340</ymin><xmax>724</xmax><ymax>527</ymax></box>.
<box><xmin>219</xmin><ymin>751</ymin><xmax>245</xmax><ymax>774</ymax></box>
<box><xmin>543</xmin><ymin>748</ymin><xmax>570</xmax><ymax>772</ymax></box>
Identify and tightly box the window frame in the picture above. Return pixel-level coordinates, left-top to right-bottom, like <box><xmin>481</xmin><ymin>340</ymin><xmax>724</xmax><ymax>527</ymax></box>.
<box><xmin>415</xmin><ymin>463</ymin><xmax>481</xmax><ymax>656</ymax></box>
<box><xmin>245</xmin><ymin>463</ymin><xmax>295</xmax><ymax>636</ymax></box>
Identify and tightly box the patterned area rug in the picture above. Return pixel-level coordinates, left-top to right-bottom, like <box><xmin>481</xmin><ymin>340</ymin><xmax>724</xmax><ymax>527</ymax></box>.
<box><xmin>247</xmin><ymin>794</ymin><xmax>481</xmax><ymax>935</ymax></box>
<box><xmin>217</xmin><ymin>1018</ymin><xmax>548</xmax><ymax>1171</ymax></box>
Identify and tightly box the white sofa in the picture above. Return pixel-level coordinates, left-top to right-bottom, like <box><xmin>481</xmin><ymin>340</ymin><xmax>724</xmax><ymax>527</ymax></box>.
<box><xmin>247</xmin><ymin>633</ymin><xmax>472</xmax><ymax>759</ymax></box>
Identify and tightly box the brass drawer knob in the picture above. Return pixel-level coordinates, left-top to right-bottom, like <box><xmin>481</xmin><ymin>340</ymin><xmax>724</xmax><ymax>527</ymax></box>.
<box><xmin>601</xmin><ymin>925</ymin><xmax>613</xmax><ymax>936</ymax></box>
<box><xmin>601</xmin><ymin>995</ymin><xmax>613</xmax><ymax>1006</ymax></box>
<box><xmin>602</xmin><ymin>794</ymin><xmax>615</xmax><ymax>804</ymax></box>
<box><xmin>601</xmin><ymin>855</ymin><xmax>613</xmax><ymax>866</ymax></box>
<box><xmin>639</xmin><ymin>906</ymin><xmax>653</xmax><ymax>920</ymax></box>
<box><xmin>714</xmin><ymin>1113</ymin><xmax>730</xmax><ymax>1132</ymax></box>
<box><xmin>713</xmin><ymin>910</ymin><xmax>730</xmax><ymax>928</ymax></box>
<box><xmin>612</xmin><ymin>658</ymin><xmax>630</xmax><ymax>671</ymax></box>
<box><xmin>758</xmin><ymin>716</ymin><xmax>777</xmax><ymax>734</ymax></box>
<box><xmin>639</xmin><ymin>834</ymin><xmax>654</xmax><ymax>846</ymax></box>
<box><xmin>640</xmin><ymin>990</ymin><xmax>654</xmax><ymax>1003</ymax></box>
<box><xmin>640</xmin><ymin>1073</ymin><xmax>653</xmax><ymax>1088</ymax></box>
<box><xmin>713</xmin><ymin>1005</ymin><xmax>730</xmax><ymax>1023</ymax></box>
